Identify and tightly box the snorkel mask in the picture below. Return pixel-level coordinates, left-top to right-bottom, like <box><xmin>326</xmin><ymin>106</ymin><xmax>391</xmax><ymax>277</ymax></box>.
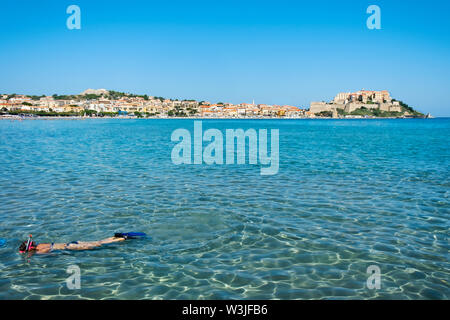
<box><xmin>19</xmin><ymin>234</ymin><xmax>36</xmax><ymax>253</ymax></box>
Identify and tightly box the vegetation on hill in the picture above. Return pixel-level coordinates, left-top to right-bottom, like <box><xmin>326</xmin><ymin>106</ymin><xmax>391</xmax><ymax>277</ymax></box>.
<box><xmin>26</xmin><ymin>95</ymin><xmax>46</xmax><ymax>101</ymax></box>
<box><xmin>52</xmin><ymin>94</ymin><xmax>79</xmax><ymax>100</ymax></box>
<box><xmin>393</xmin><ymin>100</ymin><xmax>424</xmax><ymax>117</ymax></box>
<box><xmin>346</xmin><ymin>107</ymin><xmax>403</xmax><ymax>117</ymax></box>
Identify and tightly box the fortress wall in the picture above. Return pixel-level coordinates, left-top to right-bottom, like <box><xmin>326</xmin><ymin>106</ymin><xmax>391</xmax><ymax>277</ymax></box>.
<box><xmin>310</xmin><ymin>102</ymin><xmax>332</xmax><ymax>113</ymax></box>
<box><xmin>389</xmin><ymin>105</ymin><xmax>402</xmax><ymax>112</ymax></box>
<box><xmin>345</xmin><ymin>103</ymin><xmax>379</xmax><ymax>113</ymax></box>
<box><xmin>379</xmin><ymin>103</ymin><xmax>390</xmax><ymax>112</ymax></box>
<box><xmin>332</xmin><ymin>103</ymin><xmax>346</xmax><ymax>110</ymax></box>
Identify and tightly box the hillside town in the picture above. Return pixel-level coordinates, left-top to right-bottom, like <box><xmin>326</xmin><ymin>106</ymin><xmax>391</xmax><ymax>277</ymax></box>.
<box><xmin>0</xmin><ymin>89</ymin><xmax>426</xmax><ymax>119</ymax></box>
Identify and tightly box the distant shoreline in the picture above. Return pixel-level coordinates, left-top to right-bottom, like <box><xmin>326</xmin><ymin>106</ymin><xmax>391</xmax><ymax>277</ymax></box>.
<box><xmin>0</xmin><ymin>117</ymin><xmax>433</xmax><ymax>121</ymax></box>
<box><xmin>0</xmin><ymin>115</ymin><xmax>434</xmax><ymax>121</ymax></box>
<box><xmin>0</xmin><ymin>117</ymin><xmax>436</xmax><ymax>121</ymax></box>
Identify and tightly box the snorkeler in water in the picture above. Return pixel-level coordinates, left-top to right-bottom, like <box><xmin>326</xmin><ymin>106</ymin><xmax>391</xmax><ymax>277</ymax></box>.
<box><xmin>18</xmin><ymin>233</ymin><xmax>147</xmax><ymax>254</ymax></box>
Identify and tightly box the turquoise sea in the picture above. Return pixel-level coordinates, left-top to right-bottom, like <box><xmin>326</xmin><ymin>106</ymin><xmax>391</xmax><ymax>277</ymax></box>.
<box><xmin>0</xmin><ymin>118</ymin><xmax>448</xmax><ymax>300</ymax></box>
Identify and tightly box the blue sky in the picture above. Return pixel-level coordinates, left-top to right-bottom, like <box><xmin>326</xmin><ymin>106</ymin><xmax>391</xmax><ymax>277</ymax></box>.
<box><xmin>0</xmin><ymin>0</ymin><xmax>449</xmax><ymax>116</ymax></box>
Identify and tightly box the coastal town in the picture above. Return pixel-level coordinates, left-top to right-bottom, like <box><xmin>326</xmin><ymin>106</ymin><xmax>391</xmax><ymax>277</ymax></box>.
<box><xmin>0</xmin><ymin>89</ymin><xmax>427</xmax><ymax>119</ymax></box>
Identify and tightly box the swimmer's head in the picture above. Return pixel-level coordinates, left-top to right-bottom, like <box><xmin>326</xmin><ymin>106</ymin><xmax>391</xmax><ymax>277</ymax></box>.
<box><xmin>19</xmin><ymin>235</ymin><xmax>36</xmax><ymax>253</ymax></box>
<box><xmin>19</xmin><ymin>241</ymin><xmax>36</xmax><ymax>252</ymax></box>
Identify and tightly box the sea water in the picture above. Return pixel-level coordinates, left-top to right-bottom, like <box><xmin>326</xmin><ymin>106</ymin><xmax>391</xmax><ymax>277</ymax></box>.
<box><xmin>0</xmin><ymin>118</ymin><xmax>448</xmax><ymax>299</ymax></box>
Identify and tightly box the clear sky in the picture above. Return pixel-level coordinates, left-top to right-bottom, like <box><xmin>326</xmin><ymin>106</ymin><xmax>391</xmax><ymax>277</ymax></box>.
<box><xmin>0</xmin><ymin>0</ymin><xmax>449</xmax><ymax>116</ymax></box>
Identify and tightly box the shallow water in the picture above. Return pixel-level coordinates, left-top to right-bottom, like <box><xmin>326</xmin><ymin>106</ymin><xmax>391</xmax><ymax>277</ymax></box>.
<box><xmin>0</xmin><ymin>118</ymin><xmax>448</xmax><ymax>300</ymax></box>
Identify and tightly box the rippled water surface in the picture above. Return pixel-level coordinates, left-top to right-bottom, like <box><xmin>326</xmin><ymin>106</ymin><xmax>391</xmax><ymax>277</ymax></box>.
<box><xmin>0</xmin><ymin>118</ymin><xmax>448</xmax><ymax>299</ymax></box>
